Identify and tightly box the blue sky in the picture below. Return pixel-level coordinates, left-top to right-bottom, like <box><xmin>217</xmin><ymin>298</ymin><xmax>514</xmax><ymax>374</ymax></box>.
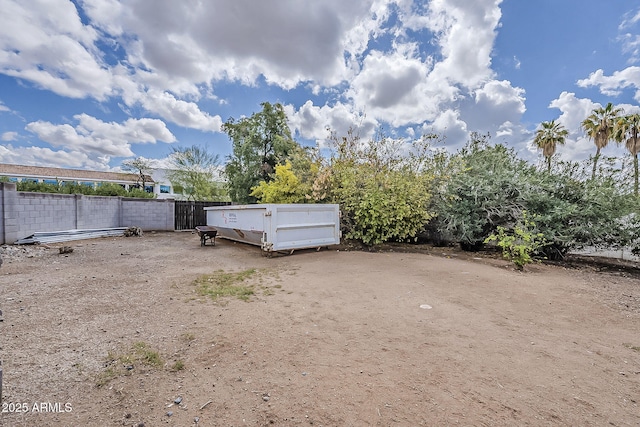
<box><xmin>1</xmin><ymin>0</ymin><xmax>640</xmax><ymax>171</ymax></box>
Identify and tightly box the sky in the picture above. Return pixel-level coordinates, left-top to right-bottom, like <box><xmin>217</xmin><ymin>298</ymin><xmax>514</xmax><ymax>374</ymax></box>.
<box><xmin>1</xmin><ymin>0</ymin><xmax>640</xmax><ymax>172</ymax></box>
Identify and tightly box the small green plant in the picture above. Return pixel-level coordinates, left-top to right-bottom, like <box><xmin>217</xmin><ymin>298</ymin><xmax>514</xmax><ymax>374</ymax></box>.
<box><xmin>97</xmin><ymin>341</ymin><xmax>164</xmax><ymax>387</ymax></box>
<box><xmin>181</xmin><ymin>332</ymin><xmax>196</xmax><ymax>342</ymax></box>
<box><xmin>170</xmin><ymin>360</ymin><xmax>185</xmax><ymax>371</ymax></box>
<box><xmin>484</xmin><ymin>211</ymin><xmax>546</xmax><ymax>270</ymax></box>
<box><xmin>131</xmin><ymin>342</ymin><xmax>163</xmax><ymax>367</ymax></box>
<box><xmin>624</xmin><ymin>343</ymin><xmax>640</xmax><ymax>352</ymax></box>
<box><xmin>194</xmin><ymin>269</ymin><xmax>257</xmax><ymax>301</ymax></box>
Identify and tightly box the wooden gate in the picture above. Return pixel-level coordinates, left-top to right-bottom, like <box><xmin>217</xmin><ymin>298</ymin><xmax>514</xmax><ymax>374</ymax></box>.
<box><xmin>174</xmin><ymin>201</ymin><xmax>231</xmax><ymax>230</ymax></box>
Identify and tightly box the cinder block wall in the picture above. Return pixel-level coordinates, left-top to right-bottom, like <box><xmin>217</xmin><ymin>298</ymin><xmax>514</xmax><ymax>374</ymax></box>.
<box><xmin>76</xmin><ymin>195</ymin><xmax>121</xmax><ymax>229</ymax></box>
<box><xmin>0</xmin><ymin>184</ymin><xmax>175</xmax><ymax>244</ymax></box>
<box><xmin>122</xmin><ymin>198</ymin><xmax>175</xmax><ymax>231</ymax></box>
<box><xmin>0</xmin><ymin>183</ymin><xmax>7</xmax><ymax>244</ymax></box>
<box><xmin>17</xmin><ymin>192</ymin><xmax>77</xmax><ymax>239</ymax></box>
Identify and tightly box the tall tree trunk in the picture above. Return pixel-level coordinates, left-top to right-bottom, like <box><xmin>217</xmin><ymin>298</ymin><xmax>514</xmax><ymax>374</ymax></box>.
<box><xmin>591</xmin><ymin>147</ymin><xmax>601</xmax><ymax>180</ymax></box>
<box><xmin>547</xmin><ymin>156</ymin><xmax>551</xmax><ymax>174</ymax></box>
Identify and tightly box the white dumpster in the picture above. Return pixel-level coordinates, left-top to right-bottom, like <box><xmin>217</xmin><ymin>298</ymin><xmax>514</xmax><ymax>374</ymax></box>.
<box><xmin>204</xmin><ymin>204</ymin><xmax>341</xmax><ymax>253</ymax></box>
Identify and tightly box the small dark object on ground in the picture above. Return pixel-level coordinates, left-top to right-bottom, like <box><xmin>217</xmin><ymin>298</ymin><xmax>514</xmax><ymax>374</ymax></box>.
<box><xmin>124</xmin><ymin>226</ymin><xmax>143</xmax><ymax>237</ymax></box>
<box><xmin>195</xmin><ymin>226</ymin><xmax>217</xmax><ymax>247</ymax></box>
<box><xmin>59</xmin><ymin>246</ymin><xmax>74</xmax><ymax>254</ymax></box>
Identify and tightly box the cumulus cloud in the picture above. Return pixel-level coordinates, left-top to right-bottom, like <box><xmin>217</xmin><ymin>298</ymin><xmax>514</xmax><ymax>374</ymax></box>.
<box><xmin>86</xmin><ymin>0</ymin><xmax>380</xmax><ymax>89</ymax></box>
<box><xmin>0</xmin><ymin>144</ymin><xmax>112</xmax><ymax>170</ymax></box>
<box><xmin>425</xmin><ymin>0</ymin><xmax>503</xmax><ymax>89</ymax></box>
<box><xmin>344</xmin><ymin>0</ymin><xmax>509</xmax><ymax>139</ymax></box>
<box><xmin>545</xmin><ymin>92</ymin><xmax>632</xmax><ymax>161</ymax></box>
<box><xmin>285</xmin><ymin>101</ymin><xmax>378</xmax><ymax>146</ymax></box>
<box><xmin>1</xmin><ymin>131</ymin><xmax>17</xmax><ymax>141</ymax></box>
<box><xmin>548</xmin><ymin>92</ymin><xmax>598</xmax><ymax>135</ymax></box>
<box><xmin>349</xmin><ymin>49</ymin><xmax>446</xmax><ymax>126</ymax></box>
<box><xmin>460</xmin><ymin>80</ymin><xmax>526</xmax><ymax>130</ymax></box>
<box><xmin>135</xmin><ymin>91</ymin><xmax>223</xmax><ymax>133</ymax></box>
<box><xmin>429</xmin><ymin>109</ymin><xmax>468</xmax><ymax>150</ymax></box>
<box><xmin>577</xmin><ymin>67</ymin><xmax>640</xmax><ymax>99</ymax></box>
<box><xmin>0</xmin><ymin>0</ymin><xmax>229</xmax><ymax>135</ymax></box>
<box><xmin>25</xmin><ymin>114</ymin><xmax>176</xmax><ymax>158</ymax></box>
<box><xmin>0</xmin><ymin>0</ymin><xmax>113</xmax><ymax>99</ymax></box>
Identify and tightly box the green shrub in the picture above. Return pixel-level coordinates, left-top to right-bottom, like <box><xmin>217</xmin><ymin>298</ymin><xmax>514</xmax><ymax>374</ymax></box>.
<box><xmin>430</xmin><ymin>135</ymin><xmax>533</xmax><ymax>250</ymax></box>
<box><xmin>328</xmin><ymin>130</ymin><xmax>436</xmax><ymax>245</ymax></box>
<box><xmin>251</xmin><ymin>161</ymin><xmax>307</xmax><ymax>203</ymax></box>
<box><xmin>524</xmin><ymin>159</ymin><xmax>639</xmax><ymax>258</ymax></box>
<box><xmin>485</xmin><ymin>211</ymin><xmax>546</xmax><ymax>270</ymax></box>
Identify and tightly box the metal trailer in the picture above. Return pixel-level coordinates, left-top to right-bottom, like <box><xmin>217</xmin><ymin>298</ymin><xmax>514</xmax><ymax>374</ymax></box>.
<box><xmin>204</xmin><ymin>204</ymin><xmax>341</xmax><ymax>254</ymax></box>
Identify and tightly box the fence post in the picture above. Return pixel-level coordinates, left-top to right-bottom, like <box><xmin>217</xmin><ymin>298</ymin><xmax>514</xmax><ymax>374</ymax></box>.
<box><xmin>2</xmin><ymin>183</ymin><xmax>18</xmax><ymax>245</ymax></box>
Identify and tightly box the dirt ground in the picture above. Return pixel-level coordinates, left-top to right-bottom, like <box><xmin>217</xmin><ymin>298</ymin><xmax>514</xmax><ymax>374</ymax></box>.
<box><xmin>0</xmin><ymin>231</ymin><xmax>639</xmax><ymax>427</ymax></box>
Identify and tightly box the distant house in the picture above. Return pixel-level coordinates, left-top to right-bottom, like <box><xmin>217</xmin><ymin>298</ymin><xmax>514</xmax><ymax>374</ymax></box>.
<box><xmin>0</xmin><ymin>163</ymin><xmax>168</xmax><ymax>195</ymax></box>
<box><xmin>150</xmin><ymin>168</ymin><xmax>180</xmax><ymax>200</ymax></box>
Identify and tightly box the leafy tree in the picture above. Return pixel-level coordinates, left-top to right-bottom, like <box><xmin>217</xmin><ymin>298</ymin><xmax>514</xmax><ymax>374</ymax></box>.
<box><xmin>166</xmin><ymin>145</ymin><xmax>225</xmax><ymax>201</ymax></box>
<box><xmin>533</xmin><ymin>120</ymin><xmax>568</xmax><ymax>173</ymax></box>
<box><xmin>613</xmin><ymin>113</ymin><xmax>640</xmax><ymax>196</ymax></box>
<box><xmin>121</xmin><ymin>157</ymin><xmax>153</xmax><ymax>190</ymax></box>
<box><xmin>581</xmin><ymin>102</ymin><xmax>623</xmax><ymax>179</ymax></box>
<box><xmin>250</xmin><ymin>144</ymin><xmax>324</xmax><ymax>204</ymax></box>
<box><xmin>222</xmin><ymin>102</ymin><xmax>298</xmax><ymax>203</ymax></box>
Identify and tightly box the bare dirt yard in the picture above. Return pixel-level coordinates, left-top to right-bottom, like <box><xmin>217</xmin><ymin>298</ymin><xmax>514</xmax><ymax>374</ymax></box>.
<box><xmin>0</xmin><ymin>231</ymin><xmax>639</xmax><ymax>427</ymax></box>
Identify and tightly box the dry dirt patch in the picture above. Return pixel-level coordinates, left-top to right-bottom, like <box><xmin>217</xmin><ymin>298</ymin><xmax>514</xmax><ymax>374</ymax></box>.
<box><xmin>0</xmin><ymin>232</ymin><xmax>639</xmax><ymax>426</ymax></box>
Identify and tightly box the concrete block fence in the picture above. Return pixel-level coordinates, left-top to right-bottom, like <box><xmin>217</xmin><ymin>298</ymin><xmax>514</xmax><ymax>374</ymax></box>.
<box><xmin>0</xmin><ymin>182</ymin><xmax>175</xmax><ymax>244</ymax></box>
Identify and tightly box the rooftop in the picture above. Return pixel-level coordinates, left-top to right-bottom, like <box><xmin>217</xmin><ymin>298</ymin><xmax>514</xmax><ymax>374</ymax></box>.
<box><xmin>0</xmin><ymin>163</ymin><xmax>154</xmax><ymax>183</ymax></box>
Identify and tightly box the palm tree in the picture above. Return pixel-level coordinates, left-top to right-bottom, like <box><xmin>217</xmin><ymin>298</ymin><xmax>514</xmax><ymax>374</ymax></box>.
<box><xmin>533</xmin><ymin>120</ymin><xmax>568</xmax><ymax>173</ymax></box>
<box><xmin>613</xmin><ymin>113</ymin><xmax>640</xmax><ymax>196</ymax></box>
<box><xmin>581</xmin><ymin>102</ymin><xmax>623</xmax><ymax>179</ymax></box>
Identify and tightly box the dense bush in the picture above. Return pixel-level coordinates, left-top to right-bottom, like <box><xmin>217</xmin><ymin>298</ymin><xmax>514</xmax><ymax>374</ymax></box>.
<box><xmin>429</xmin><ymin>135</ymin><xmax>533</xmax><ymax>250</ymax></box>
<box><xmin>326</xmin><ymin>131</ymin><xmax>436</xmax><ymax>245</ymax></box>
<box><xmin>524</xmin><ymin>159</ymin><xmax>639</xmax><ymax>258</ymax></box>
<box><xmin>427</xmin><ymin>135</ymin><xmax>639</xmax><ymax>258</ymax></box>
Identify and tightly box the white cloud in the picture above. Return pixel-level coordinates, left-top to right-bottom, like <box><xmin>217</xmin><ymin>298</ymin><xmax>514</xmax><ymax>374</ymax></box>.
<box><xmin>25</xmin><ymin>114</ymin><xmax>176</xmax><ymax>158</ymax></box>
<box><xmin>463</xmin><ymin>80</ymin><xmax>526</xmax><ymax>129</ymax></box>
<box><xmin>549</xmin><ymin>92</ymin><xmax>598</xmax><ymax>136</ymax></box>
<box><xmin>546</xmin><ymin>92</ymin><xmax>631</xmax><ymax>161</ymax></box>
<box><xmin>425</xmin><ymin>0</ymin><xmax>503</xmax><ymax>89</ymax></box>
<box><xmin>285</xmin><ymin>101</ymin><xmax>378</xmax><ymax>146</ymax></box>
<box><xmin>0</xmin><ymin>144</ymin><xmax>111</xmax><ymax>170</ymax></box>
<box><xmin>349</xmin><ymin>49</ymin><xmax>448</xmax><ymax>126</ymax></box>
<box><xmin>93</xmin><ymin>0</ymin><xmax>384</xmax><ymax>89</ymax></box>
<box><xmin>429</xmin><ymin>109</ymin><xmax>468</xmax><ymax>150</ymax></box>
<box><xmin>0</xmin><ymin>0</ymin><xmax>113</xmax><ymax>99</ymax></box>
<box><xmin>133</xmin><ymin>90</ymin><xmax>223</xmax><ymax>133</ymax></box>
<box><xmin>576</xmin><ymin>67</ymin><xmax>640</xmax><ymax>99</ymax></box>
<box><xmin>0</xmin><ymin>0</ymin><xmax>232</xmax><ymax>134</ymax></box>
<box><xmin>1</xmin><ymin>131</ymin><xmax>17</xmax><ymax>141</ymax></box>
<box><xmin>619</xmin><ymin>7</ymin><xmax>640</xmax><ymax>63</ymax></box>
